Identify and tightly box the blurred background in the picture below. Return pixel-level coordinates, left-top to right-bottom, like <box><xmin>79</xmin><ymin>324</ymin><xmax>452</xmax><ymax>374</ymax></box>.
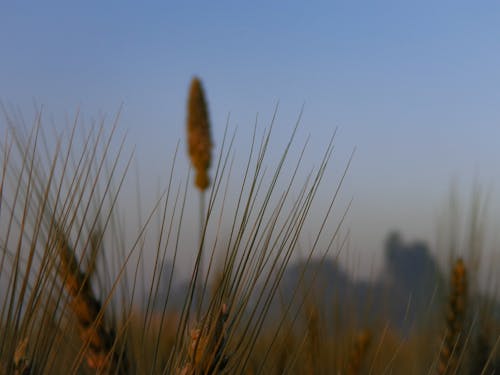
<box><xmin>1</xmin><ymin>1</ymin><xmax>500</xmax><ymax>281</ymax></box>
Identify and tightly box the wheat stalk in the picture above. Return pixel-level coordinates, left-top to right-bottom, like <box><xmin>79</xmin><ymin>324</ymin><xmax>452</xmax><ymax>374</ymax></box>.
<box><xmin>186</xmin><ymin>76</ymin><xmax>214</xmax><ymax>318</ymax></box>
<box><xmin>305</xmin><ymin>304</ymin><xmax>320</xmax><ymax>375</ymax></box>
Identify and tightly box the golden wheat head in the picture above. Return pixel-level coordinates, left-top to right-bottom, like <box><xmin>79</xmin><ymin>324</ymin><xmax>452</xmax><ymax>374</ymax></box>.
<box><xmin>437</xmin><ymin>257</ymin><xmax>468</xmax><ymax>375</ymax></box>
<box><xmin>180</xmin><ymin>303</ymin><xmax>228</xmax><ymax>374</ymax></box>
<box><xmin>346</xmin><ymin>330</ymin><xmax>371</xmax><ymax>375</ymax></box>
<box><xmin>54</xmin><ymin>227</ymin><xmax>127</xmax><ymax>374</ymax></box>
<box><xmin>186</xmin><ymin>76</ymin><xmax>213</xmax><ymax>191</ymax></box>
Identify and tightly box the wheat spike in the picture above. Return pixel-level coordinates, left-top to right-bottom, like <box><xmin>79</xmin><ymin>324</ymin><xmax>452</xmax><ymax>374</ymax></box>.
<box><xmin>54</xmin><ymin>227</ymin><xmax>127</xmax><ymax>374</ymax></box>
<box><xmin>13</xmin><ymin>338</ymin><xmax>31</xmax><ymax>375</ymax></box>
<box><xmin>181</xmin><ymin>303</ymin><xmax>229</xmax><ymax>374</ymax></box>
<box><xmin>346</xmin><ymin>330</ymin><xmax>371</xmax><ymax>375</ymax></box>
<box><xmin>186</xmin><ymin>77</ymin><xmax>213</xmax><ymax>191</ymax></box>
<box><xmin>437</xmin><ymin>257</ymin><xmax>468</xmax><ymax>375</ymax></box>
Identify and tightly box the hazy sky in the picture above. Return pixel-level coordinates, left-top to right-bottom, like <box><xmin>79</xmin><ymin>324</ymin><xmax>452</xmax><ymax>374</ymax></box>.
<box><xmin>2</xmin><ymin>2</ymin><xmax>500</xmax><ymax>276</ymax></box>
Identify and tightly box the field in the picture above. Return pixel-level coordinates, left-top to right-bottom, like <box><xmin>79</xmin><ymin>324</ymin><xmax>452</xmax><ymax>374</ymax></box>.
<box><xmin>0</xmin><ymin>79</ymin><xmax>499</xmax><ymax>374</ymax></box>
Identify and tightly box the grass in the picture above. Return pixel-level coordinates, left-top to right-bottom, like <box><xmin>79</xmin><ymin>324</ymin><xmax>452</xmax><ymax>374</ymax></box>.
<box><xmin>0</xmin><ymin>88</ymin><xmax>499</xmax><ymax>374</ymax></box>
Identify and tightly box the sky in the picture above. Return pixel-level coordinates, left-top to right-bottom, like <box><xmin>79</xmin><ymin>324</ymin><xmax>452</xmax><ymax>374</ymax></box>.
<box><xmin>1</xmin><ymin>1</ymin><xmax>500</xmax><ymax>278</ymax></box>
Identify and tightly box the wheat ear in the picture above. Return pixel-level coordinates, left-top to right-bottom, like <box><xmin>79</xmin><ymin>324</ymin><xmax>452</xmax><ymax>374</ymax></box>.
<box><xmin>346</xmin><ymin>330</ymin><xmax>371</xmax><ymax>375</ymax></box>
<box><xmin>186</xmin><ymin>76</ymin><xmax>213</xmax><ymax>192</ymax></box>
<box><xmin>13</xmin><ymin>338</ymin><xmax>31</xmax><ymax>375</ymax></box>
<box><xmin>437</xmin><ymin>257</ymin><xmax>468</xmax><ymax>375</ymax></box>
<box><xmin>179</xmin><ymin>303</ymin><xmax>229</xmax><ymax>374</ymax></box>
<box><xmin>54</xmin><ymin>227</ymin><xmax>127</xmax><ymax>374</ymax></box>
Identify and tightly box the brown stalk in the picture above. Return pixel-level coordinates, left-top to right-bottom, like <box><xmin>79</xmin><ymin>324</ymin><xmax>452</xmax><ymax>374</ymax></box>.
<box><xmin>186</xmin><ymin>76</ymin><xmax>213</xmax><ymax>317</ymax></box>
<box><xmin>305</xmin><ymin>304</ymin><xmax>320</xmax><ymax>375</ymax></box>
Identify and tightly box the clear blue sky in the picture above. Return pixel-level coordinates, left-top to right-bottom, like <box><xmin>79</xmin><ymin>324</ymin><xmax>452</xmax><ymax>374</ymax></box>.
<box><xmin>2</xmin><ymin>1</ymin><xmax>500</xmax><ymax>276</ymax></box>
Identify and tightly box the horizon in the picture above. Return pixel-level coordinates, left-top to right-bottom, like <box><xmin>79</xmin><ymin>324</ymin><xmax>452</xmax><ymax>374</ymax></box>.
<box><xmin>2</xmin><ymin>2</ymin><xmax>500</xmax><ymax>279</ymax></box>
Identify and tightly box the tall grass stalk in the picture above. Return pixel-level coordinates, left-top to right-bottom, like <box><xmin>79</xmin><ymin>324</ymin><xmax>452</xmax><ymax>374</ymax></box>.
<box><xmin>186</xmin><ymin>77</ymin><xmax>213</xmax><ymax>319</ymax></box>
